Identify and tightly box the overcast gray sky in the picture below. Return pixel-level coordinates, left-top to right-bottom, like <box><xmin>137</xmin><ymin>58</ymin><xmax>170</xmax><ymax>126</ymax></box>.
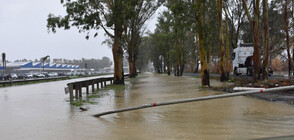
<box><xmin>0</xmin><ymin>0</ymin><xmax>159</xmax><ymax>62</ymax></box>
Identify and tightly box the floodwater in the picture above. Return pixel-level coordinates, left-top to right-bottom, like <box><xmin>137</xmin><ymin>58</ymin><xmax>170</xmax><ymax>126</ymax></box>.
<box><xmin>1</xmin><ymin>73</ymin><xmax>294</xmax><ymax>140</ymax></box>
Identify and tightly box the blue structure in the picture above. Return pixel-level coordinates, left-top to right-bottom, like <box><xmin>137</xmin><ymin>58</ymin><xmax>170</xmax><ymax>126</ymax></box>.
<box><xmin>49</xmin><ymin>63</ymin><xmax>56</xmax><ymax>69</ymax></box>
<box><xmin>3</xmin><ymin>61</ymin><xmax>80</xmax><ymax>71</ymax></box>
<box><xmin>67</xmin><ymin>65</ymin><xmax>72</xmax><ymax>69</ymax></box>
<box><xmin>43</xmin><ymin>63</ymin><xmax>50</xmax><ymax>68</ymax></box>
<box><xmin>32</xmin><ymin>62</ymin><xmax>42</xmax><ymax>68</ymax></box>
<box><xmin>20</xmin><ymin>62</ymin><xmax>33</xmax><ymax>68</ymax></box>
<box><xmin>56</xmin><ymin>64</ymin><xmax>62</xmax><ymax>69</ymax></box>
<box><xmin>62</xmin><ymin>65</ymin><xmax>67</xmax><ymax>69</ymax></box>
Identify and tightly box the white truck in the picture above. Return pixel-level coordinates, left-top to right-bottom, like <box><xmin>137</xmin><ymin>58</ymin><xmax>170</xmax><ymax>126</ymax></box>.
<box><xmin>232</xmin><ymin>43</ymin><xmax>254</xmax><ymax>76</ymax></box>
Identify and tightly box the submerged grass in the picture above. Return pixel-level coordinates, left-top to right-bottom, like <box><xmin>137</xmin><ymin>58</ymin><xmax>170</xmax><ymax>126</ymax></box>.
<box><xmin>103</xmin><ymin>84</ymin><xmax>125</xmax><ymax>91</ymax></box>
<box><xmin>71</xmin><ymin>101</ymin><xmax>83</xmax><ymax>107</ymax></box>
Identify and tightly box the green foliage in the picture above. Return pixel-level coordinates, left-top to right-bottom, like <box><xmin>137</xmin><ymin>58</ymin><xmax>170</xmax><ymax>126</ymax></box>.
<box><xmin>72</xmin><ymin>101</ymin><xmax>83</xmax><ymax>107</ymax></box>
<box><xmin>47</xmin><ymin>0</ymin><xmax>152</xmax><ymax>39</ymax></box>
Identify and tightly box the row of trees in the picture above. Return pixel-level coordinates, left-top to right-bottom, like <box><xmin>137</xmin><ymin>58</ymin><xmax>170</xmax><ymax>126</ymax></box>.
<box><xmin>48</xmin><ymin>0</ymin><xmax>162</xmax><ymax>84</ymax></box>
<box><xmin>138</xmin><ymin>0</ymin><xmax>294</xmax><ymax>86</ymax></box>
<box><xmin>47</xmin><ymin>0</ymin><xmax>294</xmax><ymax>86</ymax></box>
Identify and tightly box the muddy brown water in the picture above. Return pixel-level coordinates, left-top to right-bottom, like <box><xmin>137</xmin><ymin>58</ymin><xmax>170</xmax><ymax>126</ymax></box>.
<box><xmin>0</xmin><ymin>73</ymin><xmax>294</xmax><ymax>140</ymax></box>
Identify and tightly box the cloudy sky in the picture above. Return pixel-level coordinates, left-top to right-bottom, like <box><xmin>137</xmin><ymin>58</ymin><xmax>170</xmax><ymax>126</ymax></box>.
<box><xmin>0</xmin><ymin>0</ymin><xmax>160</xmax><ymax>62</ymax></box>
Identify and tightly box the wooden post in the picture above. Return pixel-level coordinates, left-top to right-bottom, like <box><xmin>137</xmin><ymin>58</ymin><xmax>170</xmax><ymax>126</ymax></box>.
<box><xmin>92</xmin><ymin>81</ymin><xmax>95</xmax><ymax>92</ymax></box>
<box><xmin>100</xmin><ymin>81</ymin><xmax>103</xmax><ymax>88</ymax></box>
<box><xmin>86</xmin><ymin>81</ymin><xmax>89</xmax><ymax>94</ymax></box>
<box><xmin>69</xmin><ymin>84</ymin><xmax>74</xmax><ymax>102</ymax></box>
<box><xmin>110</xmin><ymin>80</ymin><xmax>113</xmax><ymax>84</ymax></box>
<box><xmin>86</xmin><ymin>85</ymin><xmax>89</xmax><ymax>94</ymax></box>
<box><xmin>104</xmin><ymin>81</ymin><xmax>106</xmax><ymax>87</ymax></box>
<box><xmin>79</xmin><ymin>83</ymin><xmax>82</xmax><ymax>97</ymax></box>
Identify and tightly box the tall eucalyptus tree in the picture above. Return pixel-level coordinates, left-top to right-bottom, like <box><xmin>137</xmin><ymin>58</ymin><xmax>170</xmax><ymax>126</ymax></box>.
<box><xmin>47</xmin><ymin>0</ymin><xmax>139</xmax><ymax>84</ymax></box>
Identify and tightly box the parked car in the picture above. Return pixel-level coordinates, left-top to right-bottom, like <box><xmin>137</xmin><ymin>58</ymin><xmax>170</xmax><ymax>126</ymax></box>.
<box><xmin>1</xmin><ymin>74</ymin><xmax>10</xmax><ymax>80</ymax></box>
<box><xmin>58</xmin><ymin>72</ymin><xmax>66</xmax><ymax>76</ymax></box>
<box><xmin>38</xmin><ymin>73</ymin><xmax>45</xmax><ymax>78</ymax></box>
<box><xmin>9</xmin><ymin>73</ymin><xmax>18</xmax><ymax>79</ymax></box>
<box><xmin>78</xmin><ymin>72</ymin><xmax>86</xmax><ymax>76</ymax></box>
<box><xmin>41</xmin><ymin>72</ymin><xmax>49</xmax><ymax>77</ymax></box>
<box><xmin>49</xmin><ymin>72</ymin><xmax>58</xmax><ymax>77</ymax></box>
<box><xmin>33</xmin><ymin>73</ymin><xmax>39</xmax><ymax>78</ymax></box>
<box><xmin>0</xmin><ymin>74</ymin><xmax>5</xmax><ymax>80</ymax></box>
<box><xmin>17</xmin><ymin>73</ymin><xmax>28</xmax><ymax>79</ymax></box>
<box><xmin>26</xmin><ymin>73</ymin><xmax>33</xmax><ymax>78</ymax></box>
<box><xmin>32</xmin><ymin>73</ymin><xmax>45</xmax><ymax>78</ymax></box>
<box><xmin>4</xmin><ymin>74</ymin><xmax>10</xmax><ymax>80</ymax></box>
<box><xmin>65</xmin><ymin>72</ymin><xmax>72</xmax><ymax>76</ymax></box>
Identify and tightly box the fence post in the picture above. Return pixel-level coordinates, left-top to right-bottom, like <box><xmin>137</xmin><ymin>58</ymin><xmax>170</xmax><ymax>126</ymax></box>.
<box><xmin>92</xmin><ymin>80</ymin><xmax>95</xmax><ymax>92</ymax></box>
<box><xmin>86</xmin><ymin>81</ymin><xmax>89</xmax><ymax>94</ymax></box>
<box><xmin>69</xmin><ymin>84</ymin><xmax>74</xmax><ymax>102</ymax></box>
<box><xmin>79</xmin><ymin>83</ymin><xmax>82</xmax><ymax>97</ymax></box>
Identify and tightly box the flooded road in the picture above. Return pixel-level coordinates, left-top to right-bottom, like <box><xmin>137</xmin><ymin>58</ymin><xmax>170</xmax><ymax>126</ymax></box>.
<box><xmin>1</xmin><ymin>73</ymin><xmax>294</xmax><ymax>139</ymax></box>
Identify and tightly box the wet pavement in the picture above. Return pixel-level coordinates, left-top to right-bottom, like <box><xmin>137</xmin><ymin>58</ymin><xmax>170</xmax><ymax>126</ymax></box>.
<box><xmin>0</xmin><ymin>73</ymin><xmax>294</xmax><ymax>140</ymax></box>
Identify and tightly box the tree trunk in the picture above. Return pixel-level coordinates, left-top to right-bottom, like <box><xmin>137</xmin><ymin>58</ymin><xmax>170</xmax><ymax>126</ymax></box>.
<box><xmin>180</xmin><ymin>39</ymin><xmax>184</xmax><ymax>76</ymax></box>
<box><xmin>196</xmin><ymin>0</ymin><xmax>210</xmax><ymax>87</ymax></box>
<box><xmin>253</xmin><ymin>0</ymin><xmax>261</xmax><ymax>81</ymax></box>
<box><xmin>199</xmin><ymin>33</ymin><xmax>210</xmax><ymax>87</ymax></box>
<box><xmin>112</xmin><ymin>0</ymin><xmax>124</xmax><ymax>85</ymax></box>
<box><xmin>292</xmin><ymin>0</ymin><xmax>294</xmax><ymax>68</ymax></box>
<box><xmin>218</xmin><ymin>0</ymin><xmax>226</xmax><ymax>82</ymax></box>
<box><xmin>128</xmin><ymin>58</ymin><xmax>135</xmax><ymax>78</ymax></box>
<box><xmin>176</xmin><ymin>31</ymin><xmax>180</xmax><ymax>76</ymax></box>
<box><xmin>285</xmin><ymin>0</ymin><xmax>291</xmax><ymax>79</ymax></box>
<box><xmin>262</xmin><ymin>0</ymin><xmax>269</xmax><ymax>80</ymax></box>
<box><xmin>242</xmin><ymin>0</ymin><xmax>261</xmax><ymax>81</ymax></box>
<box><xmin>112</xmin><ymin>35</ymin><xmax>124</xmax><ymax>84</ymax></box>
<box><xmin>133</xmin><ymin>56</ymin><xmax>137</xmax><ymax>76</ymax></box>
<box><xmin>225</xmin><ymin>8</ymin><xmax>230</xmax><ymax>79</ymax></box>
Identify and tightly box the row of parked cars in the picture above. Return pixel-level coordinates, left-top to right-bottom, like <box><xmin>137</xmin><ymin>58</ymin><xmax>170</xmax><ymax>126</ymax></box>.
<box><xmin>0</xmin><ymin>72</ymin><xmax>66</xmax><ymax>81</ymax></box>
<box><xmin>0</xmin><ymin>71</ymin><xmax>105</xmax><ymax>81</ymax></box>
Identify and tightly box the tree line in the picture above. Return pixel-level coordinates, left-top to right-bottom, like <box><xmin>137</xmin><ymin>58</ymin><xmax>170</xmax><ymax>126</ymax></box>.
<box><xmin>138</xmin><ymin>0</ymin><xmax>294</xmax><ymax>86</ymax></box>
<box><xmin>47</xmin><ymin>0</ymin><xmax>294</xmax><ymax>86</ymax></box>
